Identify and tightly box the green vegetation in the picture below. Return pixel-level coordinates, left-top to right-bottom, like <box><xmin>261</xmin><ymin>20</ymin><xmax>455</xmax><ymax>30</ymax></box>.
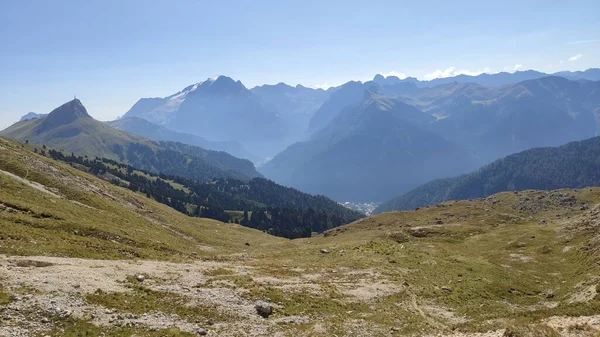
<box><xmin>85</xmin><ymin>284</ymin><xmax>229</xmax><ymax>322</ymax></box>
<box><xmin>43</xmin><ymin>318</ymin><xmax>196</xmax><ymax>337</ymax></box>
<box><xmin>45</xmin><ymin>148</ymin><xmax>362</xmax><ymax>238</ymax></box>
<box><xmin>376</xmin><ymin>136</ymin><xmax>600</xmax><ymax>213</ymax></box>
<box><xmin>0</xmin><ymin>136</ymin><xmax>285</xmax><ymax>260</ymax></box>
<box><xmin>1</xmin><ymin>136</ymin><xmax>600</xmax><ymax>335</ymax></box>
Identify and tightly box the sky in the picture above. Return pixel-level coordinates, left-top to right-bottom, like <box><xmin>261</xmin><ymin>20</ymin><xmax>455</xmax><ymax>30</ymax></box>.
<box><xmin>0</xmin><ymin>0</ymin><xmax>599</xmax><ymax>128</ymax></box>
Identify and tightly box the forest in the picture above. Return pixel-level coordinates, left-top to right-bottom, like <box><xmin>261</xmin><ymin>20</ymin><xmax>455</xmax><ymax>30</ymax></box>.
<box><xmin>46</xmin><ymin>149</ymin><xmax>363</xmax><ymax>238</ymax></box>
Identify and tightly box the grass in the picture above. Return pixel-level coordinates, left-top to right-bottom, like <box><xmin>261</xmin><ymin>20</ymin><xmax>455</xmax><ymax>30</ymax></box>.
<box><xmin>85</xmin><ymin>283</ymin><xmax>230</xmax><ymax>323</ymax></box>
<box><xmin>0</xmin><ymin>286</ymin><xmax>10</xmax><ymax>305</ymax></box>
<box><xmin>2</xmin><ymin>136</ymin><xmax>600</xmax><ymax>335</ymax></box>
<box><xmin>0</xmin><ymin>137</ymin><xmax>287</xmax><ymax>261</ymax></box>
<box><xmin>41</xmin><ymin>317</ymin><xmax>197</xmax><ymax>337</ymax></box>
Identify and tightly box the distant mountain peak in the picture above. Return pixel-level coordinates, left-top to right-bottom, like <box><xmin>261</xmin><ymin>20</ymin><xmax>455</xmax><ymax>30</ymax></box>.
<box><xmin>38</xmin><ymin>99</ymin><xmax>91</xmax><ymax>132</ymax></box>
<box><xmin>192</xmin><ymin>75</ymin><xmax>247</xmax><ymax>95</ymax></box>
<box><xmin>19</xmin><ymin>112</ymin><xmax>48</xmax><ymax>122</ymax></box>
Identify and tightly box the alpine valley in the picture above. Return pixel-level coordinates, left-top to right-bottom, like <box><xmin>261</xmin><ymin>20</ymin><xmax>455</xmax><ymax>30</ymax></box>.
<box><xmin>2</xmin><ymin>68</ymin><xmax>600</xmax><ymax>336</ymax></box>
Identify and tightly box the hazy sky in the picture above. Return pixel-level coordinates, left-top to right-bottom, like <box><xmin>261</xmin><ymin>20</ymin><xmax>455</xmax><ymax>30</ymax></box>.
<box><xmin>1</xmin><ymin>0</ymin><xmax>599</xmax><ymax>128</ymax></box>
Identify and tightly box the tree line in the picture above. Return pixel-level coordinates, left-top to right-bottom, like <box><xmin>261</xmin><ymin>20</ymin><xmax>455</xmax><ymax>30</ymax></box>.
<box><xmin>47</xmin><ymin>149</ymin><xmax>362</xmax><ymax>239</ymax></box>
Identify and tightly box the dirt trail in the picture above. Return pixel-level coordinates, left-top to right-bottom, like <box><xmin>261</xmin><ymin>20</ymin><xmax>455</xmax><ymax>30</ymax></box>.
<box><xmin>0</xmin><ymin>169</ymin><xmax>61</xmax><ymax>198</ymax></box>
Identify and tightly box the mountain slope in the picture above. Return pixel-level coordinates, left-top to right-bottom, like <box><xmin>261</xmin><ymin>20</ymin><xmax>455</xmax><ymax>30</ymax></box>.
<box><xmin>251</xmin><ymin>83</ymin><xmax>329</xmax><ymax>141</ymax></box>
<box><xmin>375</xmin><ymin>136</ymin><xmax>600</xmax><ymax>213</ymax></box>
<box><xmin>0</xmin><ymin>136</ymin><xmax>280</xmax><ymax>260</ymax></box>
<box><xmin>307</xmin><ymin>81</ymin><xmax>371</xmax><ymax>132</ymax></box>
<box><xmin>124</xmin><ymin>76</ymin><xmax>288</xmax><ymax>156</ymax></box>
<box><xmin>262</xmin><ymin>92</ymin><xmax>474</xmax><ymax>201</ymax></box>
<box><xmin>107</xmin><ymin>117</ymin><xmax>259</xmax><ymax>162</ymax></box>
<box><xmin>44</xmin><ymin>148</ymin><xmax>363</xmax><ymax>238</ymax></box>
<box><xmin>0</xmin><ymin>99</ymin><xmax>261</xmax><ymax>181</ymax></box>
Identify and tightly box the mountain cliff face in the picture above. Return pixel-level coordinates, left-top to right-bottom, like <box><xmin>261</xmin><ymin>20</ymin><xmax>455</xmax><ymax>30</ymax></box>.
<box><xmin>262</xmin><ymin>93</ymin><xmax>474</xmax><ymax>201</ymax></box>
<box><xmin>123</xmin><ymin>76</ymin><xmax>288</xmax><ymax>157</ymax></box>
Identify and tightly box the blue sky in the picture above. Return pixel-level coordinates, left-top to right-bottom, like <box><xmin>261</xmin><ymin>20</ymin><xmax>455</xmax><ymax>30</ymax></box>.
<box><xmin>0</xmin><ymin>0</ymin><xmax>599</xmax><ymax>128</ymax></box>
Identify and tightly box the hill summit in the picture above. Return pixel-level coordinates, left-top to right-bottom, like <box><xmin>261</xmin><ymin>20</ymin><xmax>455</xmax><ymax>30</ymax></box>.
<box><xmin>37</xmin><ymin>99</ymin><xmax>91</xmax><ymax>133</ymax></box>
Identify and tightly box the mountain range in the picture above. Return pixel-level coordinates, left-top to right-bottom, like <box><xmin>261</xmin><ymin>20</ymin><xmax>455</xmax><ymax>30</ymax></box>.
<box><xmin>122</xmin><ymin>76</ymin><xmax>294</xmax><ymax>157</ymax></box>
<box><xmin>0</xmin><ymin>99</ymin><xmax>363</xmax><ymax>237</ymax></box>
<box><xmin>375</xmin><ymin>136</ymin><xmax>600</xmax><ymax>213</ymax></box>
<box><xmin>261</xmin><ymin>90</ymin><xmax>475</xmax><ymax>201</ymax></box>
<box><xmin>5</xmin><ymin>68</ymin><xmax>600</xmax><ymax>203</ymax></box>
<box><xmin>0</xmin><ymin>99</ymin><xmax>260</xmax><ymax>182</ymax></box>
<box><xmin>262</xmin><ymin>75</ymin><xmax>600</xmax><ymax>201</ymax></box>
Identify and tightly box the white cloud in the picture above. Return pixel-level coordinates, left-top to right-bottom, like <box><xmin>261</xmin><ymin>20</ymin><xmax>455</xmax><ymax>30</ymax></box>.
<box><xmin>313</xmin><ymin>82</ymin><xmax>338</xmax><ymax>90</ymax></box>
<box><xmin>567</xmin><ymin>39</ymin><xmax>600</xmax><ymax>45</ymax></box>
<box><xmin>503</xmin><ymin>64</ymin><xmax>526</xmax><ymax>73</ymax></box>
<box><xmin>568</xmin><ymin>54</ymin><xmax>583</xmax><ymax>61</ymax></box>
<box><xmin>423</xmin><ymin>66</ymin><xmax>491</xmax><ymax>81</ymax></box>
<box><xmin>381</xmin><ymin>71</ymin><xmax>407</xmax><ymax>79</ymax></box>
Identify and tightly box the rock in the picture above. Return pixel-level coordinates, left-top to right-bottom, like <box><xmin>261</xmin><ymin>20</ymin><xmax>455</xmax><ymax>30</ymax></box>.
<box><xmin>41</xmin><ymin>317</ymin><xmax>50</xmax><ymax>324</ymax></box>
<box><xmin>207</xmin><ymin>318</ymin><xmax>215</xmax><ymax>325</ymax></box>
<box><xmin>196</xmin><ymin>329</ymin><xmax>208</xmax><ymax>336</ymax></box>
<box><xmin>245</xmin><ymin>242</ymin><xmax>251</xmax><ymax>246</ymax></box>
<box><xmin>136</xmin><ymin>274</ymin><xmax>145</xmax><ymax>282</ymax></box>
<box><xmin>441</xmin><ymin>286</ymin><xmax>452</xmax><ymax>293</ymax></box>
<box><xmin>545</xmin><ymin>290</ymin><xmax>555</xmax><ymax>299</ymax></box>
<box><xmin>255</xmin><ymin>301</ymin><xmax>274</xmax><ymax>318</ymax></box>
<box><xmin>320</xmin><ymin>249</ymin><xmax>330</xmax><ymax>254</ymax></box>
<box><xmin>402</xmin><ymin>280</ymin><xmax>409</xmax><ymax>287</ymax></box>
<box><xmin>8</xmin><ymin>294</ymin><xmax>20</xmax><ymax>302</ymax></box>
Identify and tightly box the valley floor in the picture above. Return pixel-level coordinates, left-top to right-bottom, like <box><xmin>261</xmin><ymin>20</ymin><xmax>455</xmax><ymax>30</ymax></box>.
<box><xmin>1</xmin><ymin>249</ymin><xmax>599</xmax><ymax>337</ymax></box>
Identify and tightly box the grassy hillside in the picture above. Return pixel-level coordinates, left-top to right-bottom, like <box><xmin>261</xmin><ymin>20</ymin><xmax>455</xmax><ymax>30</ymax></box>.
<box><xmin>376</xmin><ymin>136</ymin><xmax>600</xmax><ymax>213</ymax></box>
<box><xmin>0</xmin><ymin>137</ymin><xmax>283</xmax><ymax>260</ymax></box>
<box><xmin>1</xmin><ymin>136</ymin><xmax>600</xmax><ymax>336</ymax></box>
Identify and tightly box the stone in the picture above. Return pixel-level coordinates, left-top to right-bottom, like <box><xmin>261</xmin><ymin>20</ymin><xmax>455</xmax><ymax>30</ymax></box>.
<box><xmin>136</xmin><ymin>274</ymin><xmax>145</xmax><ymax>282</ymax></box>
<box><xmin>441</xmin><ymin>286</ymin><xmax>452</xmax><ymax>293</ymax></box>
<box><xmin>320</xmin><ymin>249</ymin><xmax>330</xmax><ymax>254</ymax></box>
<box><xmin>255</xmin><ymin>301</ymin><xmax>274</xmax><ymax>318</ymax></box>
